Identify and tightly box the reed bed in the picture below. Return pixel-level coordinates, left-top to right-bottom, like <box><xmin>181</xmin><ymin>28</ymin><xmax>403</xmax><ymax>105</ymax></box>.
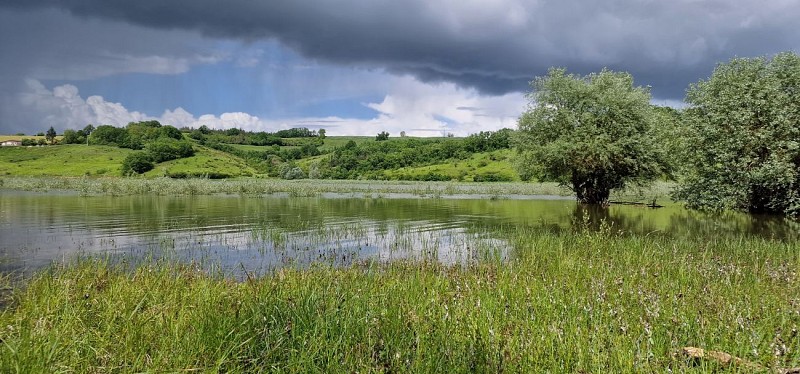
<box><xmin>1</xmin><ymin>228</ymin><xmax>797</xmax><ymax>372</ymax></box>
<box><xmin>0</xmin><ymin>176</ymin><xmax>673</xmax><ymax>201</ymax></box>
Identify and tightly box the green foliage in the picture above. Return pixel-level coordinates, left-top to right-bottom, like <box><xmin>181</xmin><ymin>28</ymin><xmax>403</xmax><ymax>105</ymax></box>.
<box><xmin>473</xmin><ymin>171</ymin><xmax>514</xmax><ymax>182</ymax></box>
<box><xmin>190</xmin><ymin>127</ymin><xmax>317</xmax><ymax>147</ymax></box>
<box><xmin>80</xmin><ymin>123</ymin><xmax>196</xmax><ymax>174</ymax></box>
<box><xmin>649</xmin><ymin>106</ymin><xmax>685</xmax><ymax>178</ymax></box>
<box><xmin>464</xmin><ymin>128</ymin><xmax>513</xmax><ymax>153</ymax></box>
<box><xmin>515</xmin><ymin>68</ymin><xmax>666</xmax><ymax>204</ymax></box>
<box><xmin>189</xmin><ymin>129</ymin><xmax>206</xmax><ymax>143</ymax></box>
<box><xmin>89</xmin><ymin>125</ymin><xmax>127</xmax><ymax>146</ymax></box>
<box><xmin>375</xmin><ymin>131</ymin><xmax>390</xmax><ymax>141</ymax></box>
<box><xmin>280</xmin><ymin>164</ymin><xmax>307</xmax><ymax>179</ymax></box>
<box><xmin>323</xmin><ymin>132</ymin><xmax>513</xmax><ymax>179</ymax></box>
<box><xmin>121</xmin><ymin>152</ymin><xmax>155</xmax><ymax>175</ymax></box>
<box><xmin>144</xmin><ymin>138</ymin><xmax>195</xmax><ymax>163</ymax></box>
<box><xmin>159</xmin><ymin>125</ymin><xmax>184</xmax><ymax>140</ymax></box>
<box><xmin>275</xmin><ymin>127</ymin><xmax>314</xmax><ymax>138</ymax></box>
<box><xmin>61</xmin><ymin>129</ymin><xmax>86</xmax><ymax>144</ymax></box>
<box><xmin>143</xmin><ymin>146</ymin><xmax>256</xmax><ymax>179</ymax></box>
<box><xmin>674</xmin><ymin>52</ymin><xmax>800</xmax><ymax>216</ymax></box>
<box><xmin>45</xmin><ymin>126</ymin><xmax>57</xmax><ymax>144</ymax></box>
<box><xmin>2</xmin><ymin>232</ymin><xmax>799</xmax><ymax>372</ymax></box>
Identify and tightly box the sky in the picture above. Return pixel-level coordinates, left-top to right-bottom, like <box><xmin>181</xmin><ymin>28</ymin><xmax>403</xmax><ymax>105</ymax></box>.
<box><xmin>0</xmin><ymin>1</ymin><xmax>798</xmax><ymax>136</ymax></box>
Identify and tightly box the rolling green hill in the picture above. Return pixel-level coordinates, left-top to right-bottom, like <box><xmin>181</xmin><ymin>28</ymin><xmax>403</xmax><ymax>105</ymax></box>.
<box><xmin>382</xmin><ymin>149</ymin><xmax>519</xmax><ymax>181</ymax></box>
<box><xmin>0</xmin><ymin>144</ymin><xmax>132</xmax><ymax>176</ymax></box>
<box><xmin>0</xmin><ymin>144</ymin><xmax>254</xmax><ymax>178</ymax></box>
<box><xmin>1</xmin><ymin>133</ymin><xmax>516</xmax><ymax>181</ymax></box>
<box><xmin>143</xmin><ymin>146</ymin><xmax>256</xmax><ymax>179</ymax></box>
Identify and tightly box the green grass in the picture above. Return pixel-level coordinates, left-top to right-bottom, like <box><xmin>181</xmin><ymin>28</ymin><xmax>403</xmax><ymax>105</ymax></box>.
<box><xmin>144</xmin><ymin>146</ymin><xmax>257</xmax><ymax>179</ymax></box>
<box><xmin>0</xmin><ymin>144</ymin><xmax>132</xmax><ymax>176</ymax></box>
<box><xmin>228</xmin><ymin>143</ymin><xmax>281</xmax><ymax>152</ymax></box>
<box><xmin>384</xmin><ymin>149</ymin><xmax>520</xmax><ymax>181</ymax></box>
<box><xmin>1</xmin><ymin>230</ymin><xmax>798</xmax><ymax>372</ymax></box>
<box><xmin>317</xmin><ymin>136</ymin><xmax>375</xmax><ymax>151</ymax></box>
<box><xmin>0</xmin><ymin>144</ymin><xmax>255</xmax><ymax>179</ymax></box>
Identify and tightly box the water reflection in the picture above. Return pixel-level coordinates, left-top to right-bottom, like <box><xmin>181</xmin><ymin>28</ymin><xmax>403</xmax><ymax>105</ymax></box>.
<box><xmin>0</xmin><ymin>191</ymin><xmax>796</xmax><ymax>276</ymax></box>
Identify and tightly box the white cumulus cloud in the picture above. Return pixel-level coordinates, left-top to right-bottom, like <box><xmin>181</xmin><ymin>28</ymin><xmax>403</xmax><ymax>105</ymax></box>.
<box><xmin>8</xmin><ymin>77</ymin><xmax>526</xmax><ymax>137</ymax></box>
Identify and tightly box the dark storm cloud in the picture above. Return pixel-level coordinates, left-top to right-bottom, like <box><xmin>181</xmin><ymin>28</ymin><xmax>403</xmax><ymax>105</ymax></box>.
<box><xmin>3</xmin><ymin>0</ymin><xmax>800</xmax><ymax>100</ymax></box>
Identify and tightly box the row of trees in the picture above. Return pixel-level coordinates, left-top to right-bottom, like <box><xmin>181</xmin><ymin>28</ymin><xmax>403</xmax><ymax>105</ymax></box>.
<box><xmin>515</xmin><ymin>52</ymin><xmax>800</xmax><ymax>216</ymax></box>
<box><xmin>323</xmin><ymin>130</ymin><xmax>512</xmax><ymax>179</ymax></box>
<box><xmin>61</xmin><ymin>121</ymin><xmax>197</xmax><ymax>175</ymax></box>
<box><xmin>188</xmin><ymin>126</ymin><xmax>321</xmax><ymax>147</ymax></box>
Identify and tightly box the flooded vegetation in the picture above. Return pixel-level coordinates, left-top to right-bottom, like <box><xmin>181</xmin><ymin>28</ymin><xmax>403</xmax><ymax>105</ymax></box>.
<box><xmin>2</xmin><ymin>188</ymin><xmax>795</xmax><ymax>275</ymax></box>
<box><xmin>1</xmin><ymin>186</ymin><xmax>799</xmax><ymax>372</ymax></box>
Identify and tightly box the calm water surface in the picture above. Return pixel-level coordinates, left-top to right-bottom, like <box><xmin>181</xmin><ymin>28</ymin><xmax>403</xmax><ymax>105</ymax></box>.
<box><xmin>1</xmin><ymin>191</ymin><xmax>795</xmax><ymax>276</ymax></box>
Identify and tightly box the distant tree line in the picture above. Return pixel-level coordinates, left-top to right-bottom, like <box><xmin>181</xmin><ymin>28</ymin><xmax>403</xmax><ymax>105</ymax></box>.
<box><xmin>187</xmin><ymin>126</ymin><xmax>320</xmax><ymax>147</ymax></box>
<box><xmin>58</xmin><ymin>120</ymin><xmax>195</xmax><ymax>175</ymax></box>
<box><xmin>204</xmin><ymin>141</ymin><xmax>322</xmax><ymax>177</ymax></box>
<box><xmin>319</xmin><ymin>129</ymin><xmax>513</xmax><ymax>179</ymax></box>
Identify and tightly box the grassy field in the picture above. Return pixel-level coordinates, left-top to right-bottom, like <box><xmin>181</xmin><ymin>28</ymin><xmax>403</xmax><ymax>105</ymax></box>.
<box><xmin>0</xmin><ymin>135</ymin><xmax>62</xmax><ymax>142</ymax></box>
<box><xmin>1</xmin><ymin>229</ymin><xmax>798</xmax><ymax>372</ymax></box>
<box><xmin>0</xmin><ymin>144</ymin><xmax>132</xmax><ymax>176</ymax></box>
<box><xmin>0</xmin><ymin>144</ymin><xmax>254</xmax><ymax>178</ymax></box>
<box><xmin>316</xmin><ymin>136</ymin><xmax>374</xmax><ymax>151</ymax></box>
<box><xmin>228</xmin><ymin>143</ymin><xmax>282</xmax><ymax>152</ymax></box>
<box><xmin>384</xmin><ymin>149</ymin><xmax>519</xmax><ymax>181</ymax></box>
<box><xmin>144</xmin><ymin>146</ymin><xmax>257</xmax><ymax>179</ymax></box>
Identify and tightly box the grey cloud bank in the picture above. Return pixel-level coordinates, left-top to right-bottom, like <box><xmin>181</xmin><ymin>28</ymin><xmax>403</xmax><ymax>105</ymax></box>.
<box><xmin>4</xmin><ymin>0</ymin><xmax>799</xmax><ymax>99</ymax></box>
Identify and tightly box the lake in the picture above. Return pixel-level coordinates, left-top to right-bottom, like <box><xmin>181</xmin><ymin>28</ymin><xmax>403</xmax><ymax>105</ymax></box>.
<box><xmin>1</xmin><ymin>190</ymin><xmax>796</xmax><ymax>277</ymax></box>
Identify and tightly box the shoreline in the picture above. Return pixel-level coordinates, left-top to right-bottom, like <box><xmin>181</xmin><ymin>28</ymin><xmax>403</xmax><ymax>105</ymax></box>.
<box><xmin>1</xmin><ymin>232</ymin><xmax>797</xmax><ymax>372</ymax></box>
<box><xmin>0</xmin><ymin>176</ymin><xmax>675</xmax><ymax>202</ymax></box>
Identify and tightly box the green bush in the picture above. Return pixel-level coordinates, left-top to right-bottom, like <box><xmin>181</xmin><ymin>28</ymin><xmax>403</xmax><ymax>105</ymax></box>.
<box><xmin>280</xmin><ymin>164</ymin><xmax>307</xmax><ymax>180</ymax></box>
<box><xmin>121</xmin><ymin>152</ymin><xmax>154</xmax><ymax>175</ymax></box>
<box><xmin>62</xmin><ymin>129</ymin><xmax>86</xmax><ymax>144</ymax></box>
<box><xmin>145</xmin><ymin>139</ymin><xmax>195</xmax><ymax>163</ymax></box>
<box><xmin>159</xmin><ymin>125</ymin><xmax>184</xmax><ymax>140</ymax></box>
<box><xmin>674</xmin><ymin>52</ymin><xmax>800</xmax><ymax>216</ymax></box>
<box><xmin>473</xmin><ymin>172</ymin><xmax>514</xmax><ymax>182</ymax></box>
<box><xmin>90</xmin><ymin>125</ymin><xmax>127</xmax><ymax>146</ymax></box>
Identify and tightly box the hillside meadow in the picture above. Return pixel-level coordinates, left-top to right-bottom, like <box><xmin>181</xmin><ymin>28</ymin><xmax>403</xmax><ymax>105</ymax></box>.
<box><xmin>0</xmin><ymin>144</ymin><xmax>254</xmax><ymax>178</ymax></box>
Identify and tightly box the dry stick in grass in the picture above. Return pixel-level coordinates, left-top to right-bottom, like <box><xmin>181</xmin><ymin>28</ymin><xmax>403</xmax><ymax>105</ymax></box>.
<box><xmin>681</xmin><ymin>347</ymin><xmax>800</xmax><ymax>373</ymax></box>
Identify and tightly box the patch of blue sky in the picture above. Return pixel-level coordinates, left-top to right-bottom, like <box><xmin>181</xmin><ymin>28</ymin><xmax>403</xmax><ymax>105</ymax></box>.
<box><xmin>43</xmin><ymin>40</ymin><xmax>392</xmax><ymax>121</ymax></box>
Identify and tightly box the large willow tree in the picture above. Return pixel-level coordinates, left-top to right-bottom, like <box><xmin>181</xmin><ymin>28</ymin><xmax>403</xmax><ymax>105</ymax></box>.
<box><xmin>515</xmin><ymin>68</ymin><xmax>666</xmax><ymax>205</ymax></box>
<box><xmin>674</xmin><ymin>52</ymin><xmax>800</xmax><ymax>216</ymax></box>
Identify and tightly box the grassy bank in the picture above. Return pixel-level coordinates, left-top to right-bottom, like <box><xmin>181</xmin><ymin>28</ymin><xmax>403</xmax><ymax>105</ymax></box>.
<box><xmin>1</xmin><ymin>230</ymin><xmax>798</xmax><ymax>372</ymax></box>
<box><xmin>0</xmin><ymin>176</ymin><xmax>674</xmax><ymax>201</ymax></box>
<box><xmin>0</xmin><ymin>145</ymin><xmax>132</xmax><ymax>177</ymax></box>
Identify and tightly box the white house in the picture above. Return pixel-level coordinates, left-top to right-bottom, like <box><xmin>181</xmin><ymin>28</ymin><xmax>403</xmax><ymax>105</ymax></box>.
<box><xmin>1</xmin><ymin>140</ymin><xmax>22</xmax><ymax>147</ymax></box>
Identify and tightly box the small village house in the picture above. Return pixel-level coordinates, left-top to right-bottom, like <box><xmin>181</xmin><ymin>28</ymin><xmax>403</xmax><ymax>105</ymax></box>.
<box><xmin>1</xmin><ymin>140</ymin><xmax>22</xmax><ymax>146</ymax></box>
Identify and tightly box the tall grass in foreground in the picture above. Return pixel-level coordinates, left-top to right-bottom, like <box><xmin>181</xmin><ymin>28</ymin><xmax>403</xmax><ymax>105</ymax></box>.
<box><xmin>1</xmin><ymin>230</ymin><xmax>798</xmax><ymax>372</ymax></box>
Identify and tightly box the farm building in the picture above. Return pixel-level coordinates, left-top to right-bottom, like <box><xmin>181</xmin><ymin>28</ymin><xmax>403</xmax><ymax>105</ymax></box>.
<box><xmin>1</xmin><ymin>140</ymin><xmax>22</xmax><ymax>146</ymax></box>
